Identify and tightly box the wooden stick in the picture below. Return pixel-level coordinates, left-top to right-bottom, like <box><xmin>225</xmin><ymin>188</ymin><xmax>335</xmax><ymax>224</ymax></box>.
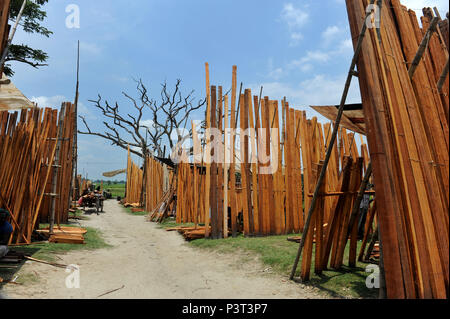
<box><xmin>408</xmin><ymin>17</ymin><xmax>439</xmax><ymax>79</ymax></box>
<box><xmin>437</xmin><ymin>57</ymin><xmax>449</xmax><ymax>91</ymax></box>
<box><xmin>223</xmin><ymin>95</ymin><xmax>229</xmax><ymax>238</ymax></box>
<box><xmin>204</xmin><ymin>63</ymin><xmax>211</xmax><ymax>238</ymax></box>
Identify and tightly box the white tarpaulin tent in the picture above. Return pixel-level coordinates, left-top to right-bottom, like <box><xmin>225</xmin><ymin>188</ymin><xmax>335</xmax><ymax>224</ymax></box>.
<box><xmin>0</xmin><ymin>73</ymin><xmax>34</xmax><ymax>111</ymax></box>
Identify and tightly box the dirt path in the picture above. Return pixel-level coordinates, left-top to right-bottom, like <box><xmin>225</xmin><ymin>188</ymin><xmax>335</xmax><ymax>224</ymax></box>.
<box><xmin>3</xmin><ymin>200</ymin><xmax>329</xmax><ymax>299</ymax></box>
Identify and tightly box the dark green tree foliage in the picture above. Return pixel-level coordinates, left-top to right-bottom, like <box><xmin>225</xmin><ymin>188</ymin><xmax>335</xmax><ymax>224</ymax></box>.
<box><xmin>3</xmin><ymin>0</ymin><xmax>51</xmax><ymax>76</ymax></box>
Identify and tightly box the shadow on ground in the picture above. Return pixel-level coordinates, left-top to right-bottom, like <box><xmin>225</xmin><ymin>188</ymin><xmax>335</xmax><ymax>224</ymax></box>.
<box><xmin>0</xmin><ymin>247</ymin><xmax>41</xmax><ymax>292</ymax></box>
<box><xmin>295</xmin><ymin>263</ymin><xmax>379</xmax><ymax>299</ymax></box>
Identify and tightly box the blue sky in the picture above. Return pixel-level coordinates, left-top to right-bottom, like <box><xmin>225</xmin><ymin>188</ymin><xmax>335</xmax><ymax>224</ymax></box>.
<box><xmin>10</xmin><ymin>0</ymin><xmax>449</xmax><ymax>180</ymax></box>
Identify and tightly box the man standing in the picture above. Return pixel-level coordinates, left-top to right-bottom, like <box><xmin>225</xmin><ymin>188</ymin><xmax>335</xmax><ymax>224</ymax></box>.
<box><xmin>0</xmin><ymin>208</ymin><xmax>13</xmax><ymax>258</ymax></box>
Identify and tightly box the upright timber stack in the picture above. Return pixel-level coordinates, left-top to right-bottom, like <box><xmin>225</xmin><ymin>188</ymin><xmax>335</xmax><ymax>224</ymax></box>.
<box><xmin>165</xmin><ymin>64</ymin><xmax>373</xmax><ymax>250</ymax></box>
<box><xmin>124</xmin><ymin>146</ymin><xmax>143</xmax><ymax>205</ymax></box>
<box><xmin>346</xmin><ymin>0</ymin><xmax>449</xmax><ymax>298</ymax></box>
<box><xmin>124</xmin><ymin>146</ymin><xmax>170</xmax><ymax>212</ymax></box>
<box><xmin>0</xmin><ymin>105</ymin><xmax>76</xmax><ymax>244</ymax></box>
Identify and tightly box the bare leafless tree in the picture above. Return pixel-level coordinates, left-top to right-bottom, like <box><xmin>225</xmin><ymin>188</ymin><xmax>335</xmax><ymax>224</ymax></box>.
<box><xmin>79</xmin><ymin>78</ymin><xmax>205</xmax><ymax>205</ymax></box>
<box><xmin>79</xmin><ymin>78</ymin><xmax>206</xmax><ymax>159</ymax></box>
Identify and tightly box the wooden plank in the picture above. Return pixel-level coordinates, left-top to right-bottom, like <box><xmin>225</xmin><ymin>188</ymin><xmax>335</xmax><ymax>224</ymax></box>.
<box><xmin>273</xmin><ymin>101</ymin><xmax>284</xmax><ymax>235</ymax></box>
<box><xmin>247</xmin><ymin>90</ymin><xmax>259</xmax><ymax>235</ymax></box>
<box><xmin>229</xmin><ymin>66</ymin><xmax>238</xmax><ymax>237</ymax></box>
<box><xmin>210</xmin><ymin>86</ymin><xmax>219</xmax><ymax>239</ymax></box>
<box><xmin>239</xmin><ymin>92</ymin><xmax>251</xmax><ymax>236</ymax></box>
<box><xmin>217</xmin><ymin>86</ymin><xmax>224</xmax><ymax>238</ymax></box>
<box><xmin>204</xmin><ymin>63</ymin><xmax>212</xmax><ymax>238</ymax></box>
<box><xmin>223</xmin><ymin>95</ymin><xmax>229</xmax><ymax>238</ymax></box>
<box><xmin>283</xmin><ymin>101</ymin><xmax>293</xmax><ymax>234</ymax></box>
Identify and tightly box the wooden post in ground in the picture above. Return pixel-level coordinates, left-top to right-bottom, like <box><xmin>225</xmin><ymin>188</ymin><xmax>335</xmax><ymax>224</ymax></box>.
<box><xmin>210</xmin><ymin>86</ymin><xmax>219</xmax><ymax>239</ymax></box>
<box><xmin>223</xmin><ymin>95</ymin><xmax>229</xmax><ymax>238</ymax></box>
<box><xmin>204</xmin><ymin>63</ymin><xmax>211</xmax><ymax>238</ymax></box>
<box><xmin>49</xmin><ymin>104</ymin><xmax>66</xmax><ymax>235</ymax></box>
<box><xmin>229</xmin><ymin>66</ymin><xmax>238</xmax><ymax>237</ymax></box>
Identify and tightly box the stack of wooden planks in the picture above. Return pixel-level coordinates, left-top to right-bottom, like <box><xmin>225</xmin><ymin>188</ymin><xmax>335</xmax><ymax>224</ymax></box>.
<box><xmin>145</xmin><ymin>155</ymin><xmax>169</xmax><ymax>212</ymax></box>
<box><xmin>54</xmin><ymin>102</ymin><xmax>76</xmax><ymax>224</ymax></box>
<box><xmin>0</xmin><ymin>105</ymin><xmax>75</xmax><ymax>244</ymax></box>
<box><xmin>166</xmin><ymin>64</ymin><xmax>375</xmax><ymax>250</ymax></box>
<box><xmin>124</xmin><ymin>147</ymin><xmax>171</xmax><ymax>212</ymax></box>
<box><xmin>37</xmin><ymin>226</ymin><xmax>87</xmax><ymax>244</ymax></box>
<box><xmin>166</xmin><ymin>226</ymin><xmax>211</xmax><ymax>241</ymax></box>
<box><xmin>346</xmin><ymin>0</ymin><xmax>448</xmax><ymax>298</ymax></box>
<box><xmin>124</xmin><ymin>146</ymin><xmax>143</xmax><ymax>205</ymax></box>
<box><xmin>148</xmin><ymin>183</ymin><xmax>176</xmax><ymax>222</ymax></box>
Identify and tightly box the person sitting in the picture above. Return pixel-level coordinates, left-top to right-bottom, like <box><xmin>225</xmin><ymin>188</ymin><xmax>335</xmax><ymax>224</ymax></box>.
<box><xmin>0</xmin><ymin>208</ymin><xmax>13</xmax><ymax>259</ymax></box>
<box><xmin>77</xmin><ymin>189</ymin><xmax>90</xmax><ymax>206</ymax></box>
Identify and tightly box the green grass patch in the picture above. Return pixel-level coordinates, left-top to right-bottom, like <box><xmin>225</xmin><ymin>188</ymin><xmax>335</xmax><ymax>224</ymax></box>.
<box><xmin>158</xmin><ymin>218</ymin><xmax>196</xmax><ymax>229</ymax></box>
<box><xmin>190</xmin><ymin>234</ymin><xmax>378</xmax><ymax>299</ymax></box>
<box><xmin>67</xmin><ymin>209</ymin><xmax>90</xmax><ymax>221</ymax></box>
<box><xmin>105</xmin><ymin>183</ymin><xmax>125</xmax><ymax>198</ymax></box>
<box><xmin>123</xmin><ymin>207</ymin><xmax>148</xmax><ymax>216</ymax></box>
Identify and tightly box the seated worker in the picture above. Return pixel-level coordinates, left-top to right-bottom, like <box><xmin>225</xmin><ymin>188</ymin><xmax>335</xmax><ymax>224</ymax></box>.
<box><xmin>77</xmin><ymin>189</ymin><xmax>90</xmax><ymax>206</ymax></box>
<box><xmin>0</xmin><ymin>208</ymin><xmax>13</xmax><ymax>258</ymax></box>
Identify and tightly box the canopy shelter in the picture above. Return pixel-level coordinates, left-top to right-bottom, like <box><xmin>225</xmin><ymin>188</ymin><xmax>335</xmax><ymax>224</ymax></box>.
<box><xmin>310</xmin><ymin>103</ymin><xmax>366</xmax><ymax>135</ymax></box>
<box><xmin>0</xmin><ymin>73</ymin><xmax>34</xmax><ymax>111</ymax></box>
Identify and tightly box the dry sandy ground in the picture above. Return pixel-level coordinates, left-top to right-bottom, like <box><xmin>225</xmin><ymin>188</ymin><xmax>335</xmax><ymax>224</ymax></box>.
<box><xmin>2</xmin><ymin>200</ymin><xmax>330</xmax><ymax>299</ymax></box>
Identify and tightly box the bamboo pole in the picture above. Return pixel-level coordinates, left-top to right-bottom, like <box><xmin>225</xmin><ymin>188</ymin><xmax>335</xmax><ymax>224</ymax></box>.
<box><xmin>408</xmin><ymin>17</ymin><xmax>439</xmax><ymax>79</ymax></box>
<box><xmin>437</xmin><ymin>57</ymin><xmax>449</xmax><ymax>91</ymax></box>
<box><xmin>0</xmin><ymin>0</ymin><xmax>26</xmax><ymax>69</ymax></box>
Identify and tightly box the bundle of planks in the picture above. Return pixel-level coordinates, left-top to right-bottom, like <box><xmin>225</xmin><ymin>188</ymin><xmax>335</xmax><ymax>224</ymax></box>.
<box><xmin>176</xmin><ymin>162</ymin><xmax>206</xmax><ymax>226</ymax></box>
<box><xmin>0</xmin><ymin>104</ymin><xmax>75</xmax><ymax>244</ymax></box>
<box><xmin>37</xmin><ymin>226</ymin><xmax>87</xmax><ymax>244</ymax></box>
<box><xmin>145</xmin><ymin>156</ymin><xmax>168</xmax><ymax>212</ymax></box>
<box><xmin>346</xmin><ymin>0</ymin><xmax>448</xmax><ymax>298</ymax></box>
<box><xmin>124</xmin><ymin>146</ymin><xmax>143</xmax><ymax>205</ymax></box>
<box><xmin>170</xmin><ymin>64</ymin><xmax>375</xmax><ymax>248</ymax></box>
<box><xmin>124</xmin><ymin>147</ymin><xmax>171</xmax><ymax>212</ymax></box>
<box><xmin>166</xmin><ymin>226</ymin><xmax>211</xmax><ymax>241</ymax></box>
<box><xmin>148</xmin><ymin>184</ymin><xmax>176</xmax><ymax>222</ymax></box>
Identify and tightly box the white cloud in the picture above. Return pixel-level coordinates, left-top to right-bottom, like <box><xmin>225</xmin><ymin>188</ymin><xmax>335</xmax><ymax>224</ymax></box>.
<box><xmin>290</xmin><ymin>32</ymin><xmax>304</xmax><ymax>46</ymax></box>
<box><xmin>31</xmin><ymin>95</ymin><xmax>66</xmax><ymax>108</ymax></box>
<box><xmin>78</xmin><ymin>102</ymin><xmax>97</xmax><ymax>120</ymax></box>
<box><xmin>30</xmin><ymin>95</ymin><xmax>96</xmax><ymax>120</ymax></box>
<box><xmin>287</xmin><ymin>38</ymin><xmax>353</xmax><ymax>73</ymax></box>
<box><xmin>111</xmin><ymin>75</ymin><xmax>130</xmax><ymax>83</ymax></box>
<box><xmin>140</xmin><ymin>119</ymin><xmax>154</xmax><ymax>129</ymax></box>
<box><xmin>267</xmin><ymin>58</ymin><xmax>285</xmax><ymax>80</ymax></box>
<box><xmin>79</xmin><ymin>41</ymin><xmax>102</xmax><ymax>55</ymax></box>
<box><xmin>300</xmin><ymin>64</ymin><xmax>313</xmax><ymax>72</ymax></box>
<box><xmin>249</xmin><ymin>74</ymin><xmax>361</xmax><ymax>121</ymax></box>
<box><xmin>322</xmin><ymin>25</ymin><xmax>343</xmax><ymax>45</ymax></box>
<box><xmin>280</xmin><ymin>3</ymin><xmax>309</xmax><ymax>46</ymax></box>
<box><xmin>338</xmin><ymin>39</ymin><xmax>353</xmax><ymax>53</ymax></box>
<box><xmin>290</xmin><ymin>50</ymin><xmax>331</xmax><ymax>69</ymax></box>
<box><xmin>281</xmin><ymin>3</ymin><xmax>309</xmax><ymax>28</ymax></box>
<box><xmin>269</xmin><ymin>67</ymin><xmax>284</xmax><ymax>80</ymax></box>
